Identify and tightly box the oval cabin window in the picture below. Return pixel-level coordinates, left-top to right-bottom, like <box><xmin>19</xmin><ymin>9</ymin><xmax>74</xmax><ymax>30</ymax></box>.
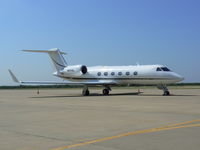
<box><xmin>134</xmin><ymin>71</ymin><xmax>138</xmax><ymax>76</ymax></box>
<box><xmin>104</xmin><ymin>72</ymin><xmax>108</xmax><ymax>76</ymax></box>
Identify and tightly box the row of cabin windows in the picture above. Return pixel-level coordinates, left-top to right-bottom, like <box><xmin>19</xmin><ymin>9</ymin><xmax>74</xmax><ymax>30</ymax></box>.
<box><xmin>97</xmin><ymin>71</ymin><xmax>138</xmax><ymax>76</ymax></box>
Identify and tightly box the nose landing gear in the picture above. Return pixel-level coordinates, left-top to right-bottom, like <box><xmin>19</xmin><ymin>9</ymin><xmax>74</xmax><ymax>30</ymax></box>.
<box><xmin>163</xmin><ymin>90</ymin><xmax>170</xmax><ymax>96</ymax></box>
<box><xmin>157</xmin><ymin>84</ymin><xmax>170</xmax><ymax>96</ymax></box>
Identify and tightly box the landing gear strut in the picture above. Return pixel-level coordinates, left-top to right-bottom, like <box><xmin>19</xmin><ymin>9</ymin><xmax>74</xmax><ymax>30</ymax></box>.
<box><xmin>82</xmin><ymin>86</ymin><xmax>112</xmax><ymax>96</ymax></box>
<box><xmin>82</xmin><ymin>86</ymin><xmax>90</xmax><ymax>96</ymax></box>
<box><xmin>102</xmin><ymin>86</ymin><xmax>111</xmax><ymax>95</ymax></box>
<box><xmin>157</xmin><ymin>85</ymin><xmax>170</xmax><ymax>96</ymax></box>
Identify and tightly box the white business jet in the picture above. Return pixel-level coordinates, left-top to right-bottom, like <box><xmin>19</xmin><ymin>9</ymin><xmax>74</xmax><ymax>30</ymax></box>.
<box><xmin>9</xmin><ymin>48</ymin><xmax>184</xmax><ymax>96</ymax></box>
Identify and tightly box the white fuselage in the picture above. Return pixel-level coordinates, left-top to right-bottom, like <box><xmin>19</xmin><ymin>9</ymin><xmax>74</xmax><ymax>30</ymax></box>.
<box><xmin>14</xmin><ymin>49</ymin><xmax>184</xmax><ymax>96</ymax></box>
<box><xmin>56</xmin><ymin>65</ymin><xmax>183</xmax><ymax>85</ymax></box>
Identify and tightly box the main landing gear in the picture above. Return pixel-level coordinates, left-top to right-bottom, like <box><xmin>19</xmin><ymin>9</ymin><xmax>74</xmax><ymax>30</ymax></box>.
<box><xmin>102</xmin><ymin>89</ymin><xmax>109</xmax><ymax>95</ymax></box>
<box><xmin>102</xmin><ymin>86</ymin><xmax>111</xmax><ymax>95</ymax></box>
<box><xmin>82</xmin><ymin>86</ymin><xmax>90</xmax><ymax>96</ymax></box>
<box><xmin>157</xmin><ymin>84</ymin><xmax>170</xmax><ymax>96</ymax></box>
<box><xmin>82</xmin><ymin>86</ymin><xmax>112</xmax><ymax>96</ymax></box>
<box><xmin>163</xmin><ymin>91</ymin><xmax>170</xmax><ymax>96</ymax></box>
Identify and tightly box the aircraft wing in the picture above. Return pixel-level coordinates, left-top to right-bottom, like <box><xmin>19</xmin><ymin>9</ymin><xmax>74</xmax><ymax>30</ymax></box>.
<box><xmin>20</xmin><ymin>80</ymin><xmax>117</xmax><ymax>86</ymax></box>
<box><xmin>8</xmin><ymin>70</ymin><xmax>117</xmax><ymax>86</ymax></box>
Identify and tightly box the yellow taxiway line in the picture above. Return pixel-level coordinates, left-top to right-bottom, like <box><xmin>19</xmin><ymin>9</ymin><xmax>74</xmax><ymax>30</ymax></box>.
<box><xmin>51</xmin><ymin>119</ymin><xmax>200</xmax><ymax>150</ymax></box>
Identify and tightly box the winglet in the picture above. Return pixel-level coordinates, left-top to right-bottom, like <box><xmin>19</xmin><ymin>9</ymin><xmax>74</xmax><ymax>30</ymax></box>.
<box><xmin>8</xmin><ymin>70</ymin><xmax>20</xmax><ymax>83</ymax></box>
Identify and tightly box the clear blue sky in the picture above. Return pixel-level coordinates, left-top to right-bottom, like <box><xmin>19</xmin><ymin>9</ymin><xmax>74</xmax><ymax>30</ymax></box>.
<box><xmin>0</xmin><ymin>0</ymin><xmax>200</xmax><ymax>85</ymax></box>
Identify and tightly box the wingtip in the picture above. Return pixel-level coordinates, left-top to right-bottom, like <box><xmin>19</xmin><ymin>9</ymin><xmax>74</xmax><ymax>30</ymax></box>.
<box><xmin>8</xmin><ymin>69</ymin><xmax>20</xmax><ymax>83</ymax></box>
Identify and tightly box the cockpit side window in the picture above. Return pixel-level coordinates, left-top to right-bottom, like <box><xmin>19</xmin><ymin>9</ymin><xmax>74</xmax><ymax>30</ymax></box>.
<box><xmin>156</xmin><ymin>67</ymin><xmax>162</xmax><ymax>71</ymax></box>
<box><xmin>161</xmin><ymin>67</ymin><xmax>171</xmax><ymax>72</ymax></box>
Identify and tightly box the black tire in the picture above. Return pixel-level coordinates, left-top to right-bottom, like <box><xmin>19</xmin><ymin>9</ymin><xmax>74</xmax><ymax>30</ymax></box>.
<box><xmin>163</xmin><ymin>91</ymin><xmax>170</xmax><ymax>96</ymax></box>
<box><xmin>82</xmin><ymin>90</ymin><xmax>90</xmax><ymax>96</ymax></box>
<box><xmin>103</xmin><ymin>89</ymin><xmax>109</xmax><ymax>95</ymax></box>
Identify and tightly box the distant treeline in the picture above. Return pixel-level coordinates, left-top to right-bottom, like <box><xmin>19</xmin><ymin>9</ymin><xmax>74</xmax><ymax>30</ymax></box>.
<box><xmin>0</xmin><ymin>83</ymin><xmax>200</xmax><ymax>89</ymax></box>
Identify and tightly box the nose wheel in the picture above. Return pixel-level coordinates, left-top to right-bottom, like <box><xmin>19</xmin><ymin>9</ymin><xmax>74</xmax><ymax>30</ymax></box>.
<box><xmin>157</xmin><ymin>84</ymin><xmax>170</xmax><ymax>96</ymax></box>
<box><xmin>163</xmin><ymin>91</ymin><xmax>170</xmax><ymax>96</ymax></box>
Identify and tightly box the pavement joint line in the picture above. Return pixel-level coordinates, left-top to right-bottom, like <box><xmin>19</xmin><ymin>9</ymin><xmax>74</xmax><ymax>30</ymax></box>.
<box><xmin>51</xmin><ymin>119</ymin><xmax>200</xmax><ymax>150</ymax></box>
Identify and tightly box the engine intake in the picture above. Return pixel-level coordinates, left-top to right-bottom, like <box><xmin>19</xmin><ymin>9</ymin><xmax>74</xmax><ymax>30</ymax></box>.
<box><xmin>81</xmin><ymin>65</ymin><xmax>87</xmax><ymax>74</ymax></box>
<box><xmin>63</xmin><ymin>65</ymin><xmax>88</xmax><ymax>76</ymax></box>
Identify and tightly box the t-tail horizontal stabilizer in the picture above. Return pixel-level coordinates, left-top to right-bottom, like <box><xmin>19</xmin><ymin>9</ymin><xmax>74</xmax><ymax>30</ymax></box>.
<box><xmin>22</xmin><ymin>48</ymin><xmax>67</xmax><ymax>71</ymax></box>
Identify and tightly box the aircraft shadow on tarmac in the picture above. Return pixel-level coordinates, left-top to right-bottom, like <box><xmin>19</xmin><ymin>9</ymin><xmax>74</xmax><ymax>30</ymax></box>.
<box><xmin>30</xmin><ymin>92</ymin><xmax>197</xmax><ymax>99</ymax></box>
<box><xmin>30</xmin><ymin>92</ymin><xmax>141</xmax><ymax>98</ymax></box>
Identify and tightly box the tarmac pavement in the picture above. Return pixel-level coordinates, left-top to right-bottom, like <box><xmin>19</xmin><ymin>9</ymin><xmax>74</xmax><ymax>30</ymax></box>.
<box><xmin>0</xmin><ymin>88</ymin><xmax>200</xmax><ymax>150</ymax></box>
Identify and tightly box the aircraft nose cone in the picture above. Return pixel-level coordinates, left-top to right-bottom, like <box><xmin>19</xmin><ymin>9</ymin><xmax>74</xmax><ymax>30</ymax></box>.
<box><xmin>180</xmin><ymin>76</ymin><xmax>184</xmax><ymax>81</ymax></box>
<box><xmin>175</xmin><ymin>74</ymin><xmax>184</xmax><ymax>82</ymax></box>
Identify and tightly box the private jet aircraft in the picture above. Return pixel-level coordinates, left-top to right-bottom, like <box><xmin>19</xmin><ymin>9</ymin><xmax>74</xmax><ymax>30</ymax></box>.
<box><xmin>9</xmin><ymin>48</ymin><xmax>184</xmax><ymax>96</ymax></box>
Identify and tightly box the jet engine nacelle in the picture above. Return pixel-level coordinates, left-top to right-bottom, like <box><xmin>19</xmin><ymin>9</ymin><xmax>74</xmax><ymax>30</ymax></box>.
<box><xmin>62</xmin><ymin>65</ymin><xmax>88</xmax><ymax>76</ymax></box>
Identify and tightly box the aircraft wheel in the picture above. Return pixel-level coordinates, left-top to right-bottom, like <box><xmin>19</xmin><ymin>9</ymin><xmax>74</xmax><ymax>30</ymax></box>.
<box><xmin>82</xmin><ymin>89</ymin><xmax>90</xmax><ymax>96</ymax></box>
<box><xmin>103</xmin><ymin>89</ymin><xmax>109</xmax><ymax>95</ymax></box>
<box><xmin>163</xmin><ymin>91</ymin><xmax>170</xmax><ymax>96</ymax></box>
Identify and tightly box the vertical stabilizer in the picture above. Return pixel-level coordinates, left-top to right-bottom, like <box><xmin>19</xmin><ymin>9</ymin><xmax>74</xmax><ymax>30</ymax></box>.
<box><xmin>23</xmin><ymin>48</ymin><xmax>67</xmax><ymax>71</ymax></box>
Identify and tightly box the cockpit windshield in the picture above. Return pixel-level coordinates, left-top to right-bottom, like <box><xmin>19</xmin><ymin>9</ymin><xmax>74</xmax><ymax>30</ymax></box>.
<box><xmin>156</xmin><ymin>67</ymin><xmax>171</xmax><ymax>72</ymax></box>
<box><xmin>161</xmin><ymin>67</ymin><xmax>171</xmax><ymax>71</ymax></box>
<box><xmin>156</xmin><ymin>67</ymin><xmax>162</xmax><ymax>71</ymax></box>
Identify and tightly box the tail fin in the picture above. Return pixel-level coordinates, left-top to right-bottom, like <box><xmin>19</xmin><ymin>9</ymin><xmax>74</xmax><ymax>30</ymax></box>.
<box><xmin>23</xmin><ymin>48</ymin><xmax>67</xmax><ymax>71</ymax></box>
